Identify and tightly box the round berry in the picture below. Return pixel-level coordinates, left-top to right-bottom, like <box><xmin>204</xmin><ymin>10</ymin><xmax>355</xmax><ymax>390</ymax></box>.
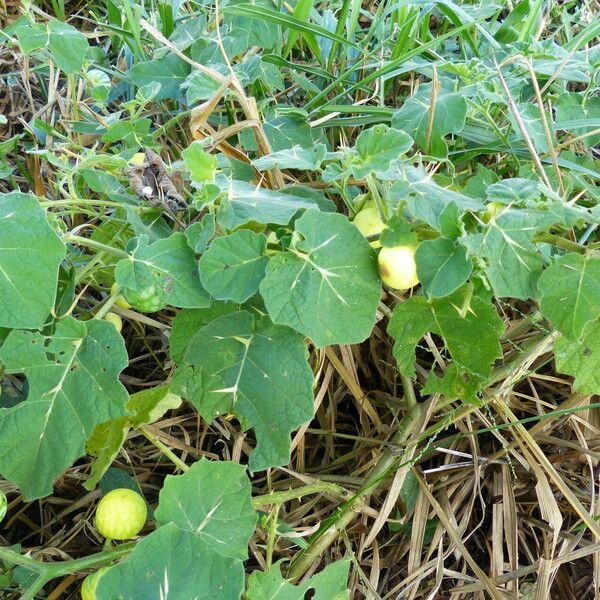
<box><xmin>103</xmin><ymin>312</ymin><xmax>122</xmax><ymax>333</ymax></box>
<box><xmin>81</xmin><ymin>566</ymin><xmax>110</xmax><ymax>600</ymax></box>
<box><xmin>95</xmin><ymin>488</ymin><xmax>147</xmax><ymax>541</ymax></box>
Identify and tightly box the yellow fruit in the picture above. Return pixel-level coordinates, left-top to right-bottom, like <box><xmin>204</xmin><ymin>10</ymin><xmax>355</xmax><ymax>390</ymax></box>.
<box><xmin>353</xmin><ymin>207</ymin><xmax>387</xmax><ymax>248</ymax></box>
<box><xmin>129</xmin><ymin>152</ymin><xmax>146</xmax><ymax>166</ymax></box>
<box><xmin>378</xmin><ymin>245</ymin><xmax>419</xmax><ymax>290</ymax></box>
<box><xmin>95</xmin><ymin>488</ymin><xmax>147</xmax><ymax>541</ymax></box>
<box><xmin>103</xmin><ymin>312</ymin><xmax>122</xmax><ymax>333</ymax></box>
<box><xmin>81</xmin><ymin>566</ymin><xmax>110</xmax><ymax>600</ymax></box>
<box><xmin>110</xmin><ymin>283</ymin><xmax>131</xmax><ymax>309</ymax></box>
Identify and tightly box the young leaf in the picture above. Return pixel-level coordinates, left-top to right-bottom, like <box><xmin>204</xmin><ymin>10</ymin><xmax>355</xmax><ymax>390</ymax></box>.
<box><xmin>199</xmin><ymin>230</ymin><xmax>269</xmax><ymax>302</ymax></box>
<box><xmin>174</xmin><ymin>311</ymin><xmax>314</xmax><ymax>471</ymax></box>
<box><xmin>554</xmin><ymin>320</ymin><xmax>600</xmax><ymax>395</ymax></box>
<box><xmin>260</xmin><ymin>209</ymin><xmax>381</xmax><ymax>347</ymax></box>
<box><xmin>183</xmin><ymin>141</ymin><xmax>217</xmax><ymax>183</ymax></box>
<box><xmin>246</xmin><ymin>559</ymin><xmax>350</xmax><ymax>599</ymax></box>
<box><xmin>349</xmin><ymin>125</ymin><xmax>413</xmax><ymax>178</ymax></box>
<box><xmin>185</xmin><ymin>213</ymin><xmax>216</xmax><ymax>253</ymax></box>
<box><xmin>538</xmin><ymin>253</ymin><xmax>600</xmax><ymax>340</ymax></box>
<box><xmin>155</xmin><ymin>459</ymin><xmax>257</xmax><ymax>560</ymax></box>
<box><xmin>96</xmin><ymin>523</ymin><xmax>244</xmax><ymax>600</ymax></box>
<box><xmin>392</xmin><ymin>85</ymin><xmax>467</xmax><ymax>158</ymax></box>
<box><xmin>0</xmin><ymin>318</ymin><xmax>129</xmax><ymax>499</ymax></box>
<box><xmin>415</xmin><ymin>238</ymin><xmax>473</xmax><ymax>298</ymax></box>
<box><xmin>115</xmin><ymin>233</ymin><xmax>210</xmax><ymax>308</ymax></box>
<box><xmin>0</xmin><ymin>192</ymin><xmax>66</xmax><ymax>329</ymax></box>
<box><xmin>388</xmin><ymin>284</ymin><xmax>503</xmax><ymax>382</ymax></box>
<box><xmin>84</xmin><ymin>386</ymin><xmax>181</xmax><ymax>490</ymax></box>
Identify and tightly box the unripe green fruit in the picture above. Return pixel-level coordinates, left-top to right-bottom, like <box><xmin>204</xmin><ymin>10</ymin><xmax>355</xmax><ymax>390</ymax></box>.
<box><xmin>122</xmin><ymin>285</ymin><xmax>166</xmax><ymax>313</ymax></box>
<box><xmin>95</xmin><ymin>488</ymin><xmax>147</xmax><ymax>540</ymax></box>
<box><xmin>482</xmin><ymin>201</ymin><xmax>505</xmax><ymax>223</ymax></box>
<box><xmin>81</xmin><ymin>566</ymin><xmax>111</xmax><ymax>600</ymax></box>
<box><xmin>353</xmin><ymin>207</ymin><xmax>387</xmax><ymax>248</ymax></box>
<box><xmin>378</xmin><ymin>245</ymin><xmax>419</xmax><ymax>290</ymax></box>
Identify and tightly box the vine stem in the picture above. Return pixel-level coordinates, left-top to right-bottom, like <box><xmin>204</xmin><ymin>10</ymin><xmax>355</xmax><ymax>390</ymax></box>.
<box><xmin>0</xmin><ymin>543</ymin><xmax>133</xmax><ymax>599</ymax></box>
<box><xmin>62</xmin><ymin>235</ymin><xmax>129</xmax><ymax>258</ymax></box>
<box><xmin>286</xmin><ymin>374</ymin><xmax>421</xmax><ymax>582</ymax></box>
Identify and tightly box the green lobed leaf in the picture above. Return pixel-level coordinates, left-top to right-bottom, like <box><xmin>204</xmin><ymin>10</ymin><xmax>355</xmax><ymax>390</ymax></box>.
<box><xmin>260</xmin><ymin>209</ymin><xmax>381</xmax><ymax>347</ymax></box>
<box><xmin>0</xmin><ymin>192</ymin><xmax>66</xmax><ymax>329</ymax></box>
<box><xmin>392</xmin><ymin>85</ymin><xmax>467</xmax><ymax>158</ymax></box>
<box><xmin>538</xmin><ymin>253</ymin><xmax>600</xmax><ymax>340</ymax></box>
<box><xmin>554</xmin><ymin>320</ymin><xmax>600</xmax><ymax>395</ymax></box>
<box><xmin>462</xmin><ymin>209</ymin><xmax>558</xmax><ymax>300</ymax></box>
<box><xmin>415</xmin><ymin>238</ymin><xmax>473</xmax><ymax>298</ymax></box>
<box><xmin>115</xmin><ymin>233</ymin><xmax>210</xmax><ymax>308</ymax></box>
<box><xmin>84</xmin><ymin>386</ymin><xmax>181</xmax><ymax>491</ymax></box>
<box><xmin>47</xmin><ymin>21</ymin><xmax>89</xmax><ymax>74</ymax></box>
<box><xmin>96</xmin><ymin>523</ymin><xmax>244</xmax><ymax>600</ymax></box>
<box><xmin>183</xmin><ymin>141</ymin><xmax>218</xmax><ymax>183</ymax></box>
<box><xmin>199</xmin><ymin>230</ymin><xmax>269</xmax><ymax>302</ymax></box>
<box><xmin>349</xmin><ymin>125</ymin><xmax>413</xmax><ymax>178</ymax></box>
<box><xmin>246</xmin><ymin>559</ymin><xmax>350</xmax><ymax>599</ymax></box>
<box><xmin>126</xmin><ymin>53</ymin><xmax>191</xmax><ymax>100</ymax></box>
<box><xmin>185</xmin><ymin>213</ymin><xmax>216</xmax><ymax>253</ymax></box>
<box><xmin>169</xmin><ymin>304</ymin><xmax>239</xmax><ymax>364</ymax></box>
<box><xmin>0</xmin><ymin>318</ymin><xmax>129</xmax><ymax>499</ymax></box>
<box><xmin>397</xmin><ymin>166</ymin><xmax>483</xmax><ymax>230</ymax></box>
<box><xmin>155</xmin><ymin>459</ymin><xmax>257</xmax><ymax>560</ymax></box>
<box><xmin>388</xmin><ymin>284</ymin><xmax>504</xmax><ymax>383</ymax></box>
<box><xmin>16</xmin><ymin>21</ymin><xmax>89</xmax><ymax>74</ymax></box>
<box><xmin>174</xmin><ymin>310</ymin><xmax>314</xmax><ymax>471</ymax></box>
<box><xmin>421</xmin><ymin>363</ymin><xmax>480</xmax><ymax>403</ymax></box>
<box><xmin>216</xmin><ymin>179</ymin><xmax>323</xmax><ymax>229</ymax></box>
<box><xmin>252</xmin><ymin>143</ymin><xmax>327</xmax><ymax>171</ymax></box>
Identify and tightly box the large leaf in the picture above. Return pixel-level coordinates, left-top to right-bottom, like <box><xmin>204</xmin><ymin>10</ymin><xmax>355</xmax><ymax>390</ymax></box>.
<box><xmin>554</xmin><ymin>320</ymin><xmax>600</xmax><ymax>395</ymax></box>
<box><xmin>96</xmin><ymin>523</ymin><xmax>244</xmax><ymax>600</ymax></box>
<box><xmin>388</xmin><ymin>284</ymin><xmax>504</xmax><ymax>383</ymax></box>
<box><xmin>415</xmin><ymin>238</ymin><xmax>473</xmax><ymax>298</ymax></box>
<box><xmin>216</xmin><ymin>179</ymin><xmax>323</xmax><ymax>229</ymax></box>
<box><xmin>199</xmin><ymin>230</ymin><xmax>269</xmax><ymax>302</ymax></box>
<box><xmin>174</xmin><ymin>310</ymin><xmax>314</xmax><ymax>471</ymax></box>
<box><xmin>252</xmin><ymin>144</ymin><xmax>327</xmax><ymax>171</ymax></box>
<box><xmin>0</xmin><ymin>192</ymin><xmax>66</xmax><ymax>329</ymax></box>
<box><xmin>16</xmin><ymin>21</ymin><xmax>89</xmax><ymax>74</ymax></box>
<box><xmin>0</xmin><ymin>318</ymin><xmax>129</xmax><ymax>499</ymax></box>
<box><xmin>155</xmin><ymin>459</ymin><xmax>257</xmax><ymax>560</ymax></box>
<box><xmin>260</xmin><ymin>209</ymin><xmax>381</xmax><ymax>347</ymax></box>
<box><xmin>538</xmin><ymin>253</ymin><xmax>600</xmax><ymax>341</ymax></box>
<box><xmin>246</xmin><ymin>559</ymin><xmax>350</xmax><ymax>600</ymax></box>
<box><xmin>392</xmin><ymin>85</ymin><xmax>467</xmax><ymax>158</ymax></box>
<box><xmin>115</xmin><ymin>233</ymin><xmax>210</xmax><ymax>308</ymax></box>
<box><xmin>126</xmin><ymin>53</ymin><xmax>191</xmax><ymax>100</ymax></box>
<box><xmin>169</xmin><ymin>304</ymin><xmax>239</xmax><ymax>364</ymax></box>
<box><xmin>462</xmin><ymin>209</ymin><xmax>558</xmax><ymax>300</ymax></box>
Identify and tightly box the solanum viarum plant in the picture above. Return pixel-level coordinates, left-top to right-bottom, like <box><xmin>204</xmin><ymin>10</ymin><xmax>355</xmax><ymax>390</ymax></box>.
<box><xmin>1</xmin><ymin>2</ymin><xmax>599</xmax><ymax>599</ymax></box>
